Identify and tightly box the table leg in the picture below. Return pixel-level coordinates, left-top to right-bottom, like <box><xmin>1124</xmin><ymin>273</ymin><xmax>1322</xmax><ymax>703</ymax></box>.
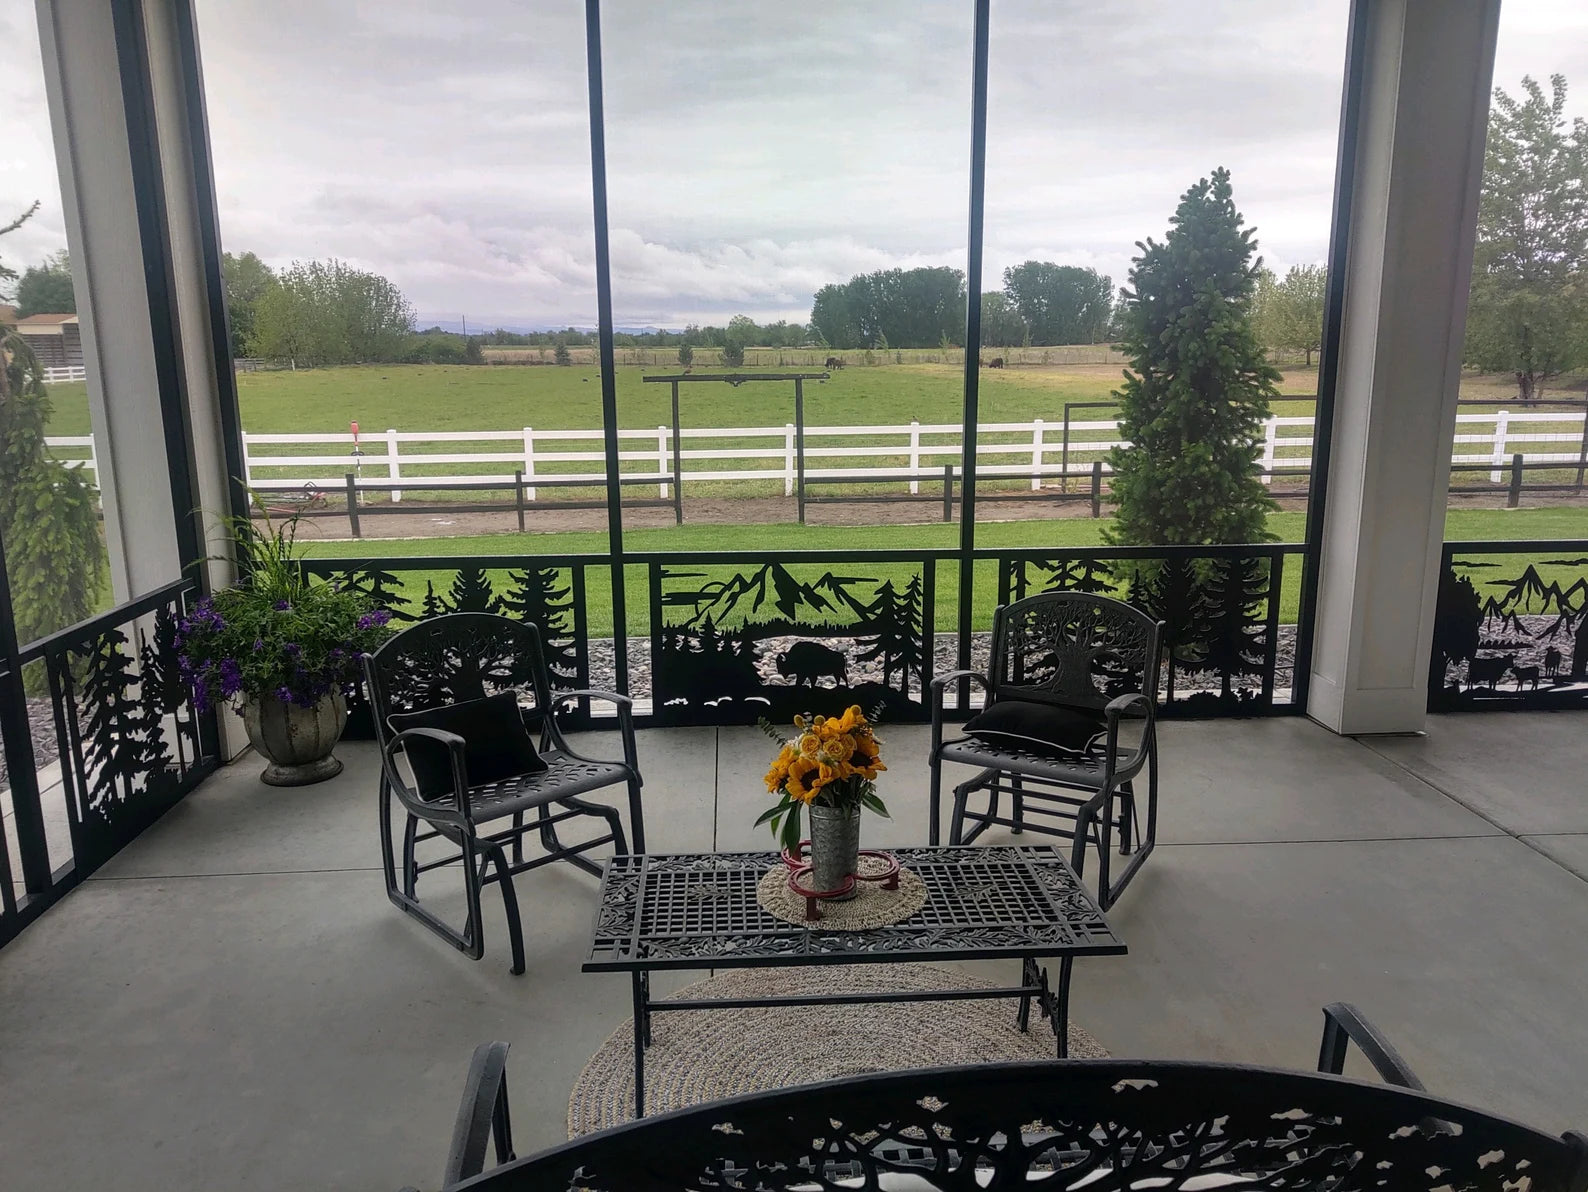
<box><xmin>1017</xmin><ymin>956</ymin><xmax>1035</xmax><ymax>1033</ymax></box>
<box><xmin>1052</xmin><ymin>956</ymin><xmax>1073</xmax><ymax>1059</ymax></box>
<box><xmin>631</xmin><ymin>971</ymin><xmax>648</xmax><ymax>1117</ymax></box>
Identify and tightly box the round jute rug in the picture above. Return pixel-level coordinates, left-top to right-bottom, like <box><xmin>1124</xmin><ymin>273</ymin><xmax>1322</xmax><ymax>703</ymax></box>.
<box><xmin>566</xmin><ymin>963</ymin><xmax>1108</xmax><ymax>1136</ymax></box>
<box><xmin>756</xmin><ymin>861</ymin><xmax>928</xmax><ymax>929</ymax></box>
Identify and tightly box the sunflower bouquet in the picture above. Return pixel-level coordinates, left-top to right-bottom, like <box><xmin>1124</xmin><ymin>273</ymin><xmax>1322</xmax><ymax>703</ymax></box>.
<box><xmin>757</xmin><ymin>705</ymin><xmax>889</xmax><ymax>852</ymax></box>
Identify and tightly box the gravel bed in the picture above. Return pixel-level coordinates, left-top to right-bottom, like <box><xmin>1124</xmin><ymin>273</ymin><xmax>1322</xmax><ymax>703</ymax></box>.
<box><xmin>0</xmin><ymin>698</ymin><xmax>60</xmax><ymax>790</ymax></box>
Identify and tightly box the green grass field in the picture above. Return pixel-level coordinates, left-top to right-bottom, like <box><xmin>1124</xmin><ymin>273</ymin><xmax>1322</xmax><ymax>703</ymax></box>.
<box><xmin>293</xmin><ymin>507</ymin><xmax>1586</xmax><ymax>637</ymax></box>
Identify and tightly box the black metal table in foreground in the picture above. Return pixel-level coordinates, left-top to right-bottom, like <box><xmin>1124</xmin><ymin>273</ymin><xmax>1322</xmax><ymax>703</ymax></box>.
<box><xmin>583</xmin><ymin>845</ymin><xmax>1126</xmax><ymax>1116</ymax></box>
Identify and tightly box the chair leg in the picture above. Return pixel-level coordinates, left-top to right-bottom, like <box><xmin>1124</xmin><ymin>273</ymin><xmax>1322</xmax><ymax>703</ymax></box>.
<box><xmin>378</xmin><ymin>775</ymin><xmax>402</xmax><ymax>903</ymax></box>
<box><xmin>928</xmin><ymin>754</ymin><xmax>943</xmax><ymax>846</ymax></box>
<box><xmin>511</xmin><ymin>811</ymin><xmax>525</xmax><ymax>866</ymax></box>
<box><xmin>402</xmin><ymin>812</ymin><xmax>420</xmax><ymax>898</ymax></box>
<box><xmin>1010</xmin><ymin>775</ymin><xmax>1025</xmax><ymax>835</ymax></box>
<box><xmin>625</xmin><ymin>773</ymin><xmax>646</xmax><ymax>854</ymax></box>
<box><xmin>1118</xmin><ymin>782</ymin><xmax>1135</xmax><ymax>855</ymax></box>
<box><xmin>459</xmin><ymin>838</ymin><xmax>487</xmax><ymax>962</ymax></box>
<box><xmin>536</xmin><ymin>802</ymin><xmax>561</xmax><ymax>854</ymax></box>
<box><xmin>1092</xmin><ymin>787</ymin><xmax>1116</xmax><ymax>910</ymax></box>
<box><xmin>484</xmin><ymin>843</ymin><xmax>526</xmax><ymax>976</ymax></box>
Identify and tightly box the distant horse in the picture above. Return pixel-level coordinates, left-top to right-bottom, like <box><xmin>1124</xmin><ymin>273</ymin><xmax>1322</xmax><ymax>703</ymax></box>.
<box><xmin>824</xmin><ymin>356</ymin><xmax>845</xmax><ymax>371</ymax></box>
<box><xmin>1544</xmin><ymin>645</ymin><xmax>1563</xmax><ymax>678</ymax></box>
<box><xmin>1465</xmin><ymin>653</ymin><xmax>1515</xmax><ymax>690</ymax></box>
<box><xmin>1512</xmin><ymin>663</ymin><xmax>1542</xmax><ymax>691</ymax></box>
<box><xmin>988</xmin><ymin>357</ymin><xmax>1006</xmax><ymax>368</ymax></box>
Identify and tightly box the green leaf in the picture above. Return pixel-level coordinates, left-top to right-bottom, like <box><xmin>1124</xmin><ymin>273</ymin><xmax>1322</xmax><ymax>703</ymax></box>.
<box><xmin>861</xmin><ymin>791</ymin><xmax>891</xmax><ymax>819</ymax></box>
<box><xmin>753</xmin><ymin>802</ymin><xmax>785</xmax><ymax>828</ymax></box>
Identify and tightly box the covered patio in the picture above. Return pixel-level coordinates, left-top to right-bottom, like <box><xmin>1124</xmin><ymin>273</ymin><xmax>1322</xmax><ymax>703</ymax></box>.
<box><xmin>2</xmin><ymin>712</ymin><xmax>1585</xmax><ymax>1190</ymax></box>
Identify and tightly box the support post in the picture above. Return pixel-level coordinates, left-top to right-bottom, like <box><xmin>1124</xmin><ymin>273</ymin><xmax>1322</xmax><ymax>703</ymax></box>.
<box><xmin>943</xmin><ymin>464</ymin><xmax>955</xmax><ymax>523</ymax></box>
<box><xmin>1061</xmin><ymin>403</ymin><xmax>1073</xmax><ymax>493</ymax></box>
<box><xmin>345</xmin><ymin>472</ymin><xmax>361</xmax><ymax>539</ymax></box>
<box><xmin>1575</xmin><ymin>408</ymin><xmax>1588</xmax><ymax>491</ymax></box>
<box><xmin>1030</xmin><ymin>418</ymin><xmax>1044</xmax><ymax>491</ymax></box>
<box><xmin>783</xmin><ymin>423</ymin><xmax>796</xmax><ymax>497</ymax></box>
<box><xmin>1305</xmin><ymin>0</ymin><xmax>1501</xmax><ymax>735</ymax></box>
<box><xmin>656</xmin><ymin>426</ymin><xmax>669</xmax><ymax>498</ymax></box>
<box><xmin>1090</xmin><ymin>460</ymin><xmax>1102</xmax><ymax>518</ymax></box>
<box><xmin>795</xmin><ymin>377</ymin><xmax>807</xmax><ymax>524</ymax></box>
<box><xmin>515</xmin><ymin>469</ymin><xmax>526</xmax><ymax>532</ymax></box>
<box><xmin>1260</xmin><ymin>416</ymin><xmax>1278</xmax><ymax>486</ymax></box>
<box><xmin>1506</xmin><ymin>453</ymin><xmax>1524</xmax><ymax>508</ymax></box>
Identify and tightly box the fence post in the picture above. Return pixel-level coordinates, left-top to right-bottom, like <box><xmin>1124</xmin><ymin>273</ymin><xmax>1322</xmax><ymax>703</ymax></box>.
<box><xmin>1090</xmin><ymin>460</ymin><xmax>1103</xmax><ymax>518</ymax></box>
<box><xmin>1260</xmin><ymin>416</ymin><xmax>1278</xmax><ymax>486</ymax></box>
<box><xmin>784</xmin><ymin>423</ymin><xmax>796</xmax><ymax>497</ymax></box>
<box><xmin>345</xmin><ymin>473</ymin><xmax>361</xmax><ymax>538</ymax></box>
<box><xmin>386</xmin><ymin>428</ymin><xmax>402</xmax><ymax>502</ymax></box>
<box><xmin>515</xmin><ymin>469</ymin><xmax>526</xmax><ymax>531</ymax></box>
<box><xmin>942</xmin><ymin>464</ymin><xmax>954</xmax><ymax>522</ymax></box>
<box><xmin>1025</xmin><ymin>418</ymin><xmax>1042</xmax><ymax>491</ymax></box>
<box><xmin>1489</xmin><ymin>409</ymin><xmax>1510</xmax><ymax>483</ymax></box>
<box><xmin>522</xmin><ymin>427</ymin><xmax>536</xmax><ymax>501</ymax></box>
<box><xmin>1507</xmin><ymin>453</ymin><xmax>1524</xmax><ymax>508</ymax></box>
<box><xmin>909</xmin><ymin>419</ymin><xmax>922</xmax><ymax>495</ymax></box>
<box><xmin>1577</xmin><ymin>409</ymin><xmax>1588</xmax><ymax>492</ymax></box>
<box><xmin>241</xmin><ymin>431</ymin><xmax>252</xmax><ymax>490</ymax></box>
<box><xmin>795</xmin><ymin>378</ymin><xmax>807</xmax><ymax>524</ymax></box>
<box><xmin>657</xmin><ymin>426</ymin><xmax>670</xmax><ymax>498</ymax></box>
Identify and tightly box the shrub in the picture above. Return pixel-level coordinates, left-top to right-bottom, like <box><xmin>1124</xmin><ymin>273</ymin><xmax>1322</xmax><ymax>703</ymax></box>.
<box><xmin>721</xmin><ymin>341</ymin><xmax>745</xmax><ymax>367</ymax></box>
<box><xmin>554</xmin><ymin>343</ymin><xmax>572</xmax><ymax>366</ymax></box>
<box><xmin>678</xmin><ymin>343</ymin><xmax>694</xmax><ymax>366</ymax></box>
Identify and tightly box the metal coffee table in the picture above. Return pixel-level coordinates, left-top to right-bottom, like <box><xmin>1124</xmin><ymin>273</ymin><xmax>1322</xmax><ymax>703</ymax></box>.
<box><xmin>584</xmin><ymin>844</ymin><xmax>1126</xmax><ymax>1115</ymax></box>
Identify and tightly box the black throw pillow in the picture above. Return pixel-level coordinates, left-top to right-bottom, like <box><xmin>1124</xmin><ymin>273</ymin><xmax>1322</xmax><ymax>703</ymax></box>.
<box><xmin>963</xmin><ymin>699</ymin><xmax>1106</xmax><ymax>756</ymax></box>
<box><xmin>388</xmin><ymin>691</ymin><xmax>548</xmax><ymax>799</ymax></box>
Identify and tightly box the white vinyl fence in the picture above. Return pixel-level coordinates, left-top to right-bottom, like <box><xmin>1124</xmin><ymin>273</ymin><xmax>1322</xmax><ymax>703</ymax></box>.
<box><xmin>45</xmin><ymin>410</ymin><xmax>1588</xmax><ymax>500</ymax></box>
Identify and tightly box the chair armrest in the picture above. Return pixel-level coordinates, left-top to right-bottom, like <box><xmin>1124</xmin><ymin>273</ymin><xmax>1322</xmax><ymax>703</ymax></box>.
<box><xmin>1317</xmin><ymin>1002</ymin><xmax>1424</xmax><ymax>1090</ymax></box>
<box><xmin>930</xmin><ymin>669</ymin><xmax>989</xmax><ymax>693</ymax></box>
<box><xmin>443</xmin><ymin>1041</ymin><xmax>515</xmax><ymax>1186</ymax></box>
<box><xmin>1101</xmin><ymin>693</ymin><xmax>1153</xmax><ymax>779</ymax></box>
<box><xmin>386</xmin><ymin>727</ymin><xmax>469</xmax><ymax>818</ymax></box>
<box><xmin>553</xmin><ymin>689</ymin><xmax>639</xmax><ymax>774</ymax></box>
<box><xmin>554</xmin><ymin>687</ymin><xmax>634</xmax><ymax>709</ymax></box>
<box><xmin>929</xmin><ymin>670</ymin><xmax>989</xmax><ymax>751</ymax></box>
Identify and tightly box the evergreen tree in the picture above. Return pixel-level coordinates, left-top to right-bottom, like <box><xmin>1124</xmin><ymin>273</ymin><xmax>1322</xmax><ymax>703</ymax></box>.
<box><xmin>1430</xmin><ymin>568</ymin><xmax>1483</xmax><ymax>688</ymax></box>
<box><xmin>141</xmin><ymin>607</ymin><xmax>194</xmax><ymax>768</ymax></box>
<box><xmin>344</xmin><ymin>566</ymin><xmax>414</xmax><ymax>621</ymax></box>
<box><xmin>1107</xmin><ymin>168</ymin><xmax>1279</xmax><ymax>549</ymax></box>
<box><xmin>0</xmin><ymin>321</ymin><xmax>104</xmax><ymax>647</ymax></box>
<box><xmin>1199</xmin><ymin>555</ymin><xmax>1270</xmax><ymax>703</ymax></box>
<box><xmin>502</xmin><ymin>566</ymin><xmax>578</xmax><ymax>682</ymax></box>
<box><xmin>858</xmin><ymin>580</ymin><xmax>910</xmax><ymax>689</ymax></box>
<box><xmin>419</xmin><ymin>580</ymin><xmax>449</xmax><ymax>620</ymax></box>
<box><xmin>1130</xmin><ymin>558</ymin><xmax>1205</xmax><ymax>702</ymax></box>
<box><xmin>76</xmin><ymin>631</ymin><xmax>171</xmax><ymax>812</ymax></box>
<box><xmin>446</xmin><ymin>566</ymin><xmax>499</xmax><ymax>614</ymax></box>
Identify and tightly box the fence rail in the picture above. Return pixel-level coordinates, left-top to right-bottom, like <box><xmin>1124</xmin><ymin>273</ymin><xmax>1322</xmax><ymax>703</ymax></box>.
<box><xmin>46</xmin><ymin>409</ymin><xmax>1588</xmax><ymax>505</ymax></box>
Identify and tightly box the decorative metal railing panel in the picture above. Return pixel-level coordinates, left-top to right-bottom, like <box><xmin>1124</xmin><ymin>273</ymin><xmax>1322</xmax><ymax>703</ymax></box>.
<box><xmin>1429</xmin><ymin>539</ymin><xmax>1588</xmax><ymax>711</ymax></box>
<box><xmin>996</xmin><ymin>544</ymin><xmax>1302</xmax><ymax>716</ymax></box>
<box><xmin>639</xmin><ymin>551</ymin><xmax>938</xmax><ymax>726</ymax></box>
<box><xmin>25</xmin><ymin>580</ymin><xmax>218</xmax><ymax>878</ymax></box>
<box><xmin>301</xmin><ymin>556</ymin><xmax>596</xmax><ymax>735</ymax></box>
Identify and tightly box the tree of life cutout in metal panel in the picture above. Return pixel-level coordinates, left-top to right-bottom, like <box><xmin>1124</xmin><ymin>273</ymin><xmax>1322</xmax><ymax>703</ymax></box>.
<box><xmin>1430</xmin><ymin>546</ymin><xmax>1588</xmax><ymax>711</ymax></box>
<box><xmin>649</xmin><ymin>558</ymin><xmax>934</xmax><ymax>726</ymax></box>
<box><xmin>1002</xmin><ymin>550</ymin><xmax>1283</xmax><ymax>716</ymax></box>
<box><xmin>585</xmin><ymin>846</ymin><xmax>1122</xmax><ymax>972</ymax></box>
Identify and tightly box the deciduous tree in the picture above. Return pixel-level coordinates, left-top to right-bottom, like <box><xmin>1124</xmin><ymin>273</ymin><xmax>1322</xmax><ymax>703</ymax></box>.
<box><xmin>1001</xmin><ymin>261</ymin><xmax>1113</xmax><ymax>345</ymax></box>
<box><xmin>980</xmin><ymin>292</ymin><xmax>1028</xmax><ymax>348</ymax></box>
<box><xmin>1465</xmin><ymin>75</ymin><xmax>1588</xmax><ymax>402</ymax></box>
<box><xmin>221</xmin><ymin>251</ymin><xmax>275</xmax><ymax>359</ymax></box>
<box><xmin>16</xmin><ymin>250</ymin><xmax>75</xmax><ymax>316</ymax></box>
<box><xmin>1253</xmin><ymin>264</ymin><xmax>1326</xmax><ymax>367</ymax></box>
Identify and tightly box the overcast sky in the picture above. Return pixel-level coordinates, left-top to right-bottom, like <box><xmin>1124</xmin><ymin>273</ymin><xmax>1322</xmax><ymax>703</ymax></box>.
<box><xmin>4</xmin><ymin>1</ymin><xmax>1588</xmax><ymax>330</ymax></box>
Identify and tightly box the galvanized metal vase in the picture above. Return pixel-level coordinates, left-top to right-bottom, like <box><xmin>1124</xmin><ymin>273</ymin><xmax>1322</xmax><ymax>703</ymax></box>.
<box><xmin>808</xmin><ymin>801</ymin><xmax>862</xmax><ymax>899</ymax></box>
<box><xmin>242</xmin><ymin>691</ymin><xmax>348</xmax><ymax>786</ymax></box>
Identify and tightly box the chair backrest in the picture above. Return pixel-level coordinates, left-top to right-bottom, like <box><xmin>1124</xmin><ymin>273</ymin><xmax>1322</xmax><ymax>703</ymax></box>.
<box><xmin>362</xmin><ymin>614</ymin><xmax>554</xmax><ymax>753</ymax></box>
<box><xmin>448</xmin><ymin>1061</ymin><xmax>1588</xmax><ymax>1192</ymax></box>
<box><xmin>989</xmin><ymin>591</ymin><xmax>1162</xmax><ymax>712</ymax></box>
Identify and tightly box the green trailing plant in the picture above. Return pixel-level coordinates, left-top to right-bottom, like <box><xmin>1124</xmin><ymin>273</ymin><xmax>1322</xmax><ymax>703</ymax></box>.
<box><xmin>176</xmin><ymin>506</ymin><xmax>393</xmax><ymax>713</ymax></box>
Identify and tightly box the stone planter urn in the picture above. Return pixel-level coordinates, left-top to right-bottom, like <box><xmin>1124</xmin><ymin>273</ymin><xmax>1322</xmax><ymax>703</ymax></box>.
<box><xmin>807</xmin><ymin>801</ymin><xmax>863</xmax><ymax>899</ymax></box>
<box><xmin>242</xmin><ymin>691</ymin><xmax>348</xmax><ymax>786</ymax></box>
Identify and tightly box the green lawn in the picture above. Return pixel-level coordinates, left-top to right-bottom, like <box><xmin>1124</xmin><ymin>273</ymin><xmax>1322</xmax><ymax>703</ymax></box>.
<box><xmin>294</xmin><ymin>507</ymin><xmax>1587</xmax><ymax>637</ymax></box>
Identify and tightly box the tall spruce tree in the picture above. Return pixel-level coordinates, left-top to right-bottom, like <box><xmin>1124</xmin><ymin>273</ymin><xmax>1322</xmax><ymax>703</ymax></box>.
<box><xmin>1107</xmin><ymin>168</ymin><xmax>1279</xmax><ymax>548</ymax></box>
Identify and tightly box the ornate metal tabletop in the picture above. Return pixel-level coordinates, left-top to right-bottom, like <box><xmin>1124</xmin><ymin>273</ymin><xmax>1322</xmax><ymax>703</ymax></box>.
<box><xmin>585</xmin><ymin>844</ymin><xmax>1124</xmax><ymax>972</ymax></box>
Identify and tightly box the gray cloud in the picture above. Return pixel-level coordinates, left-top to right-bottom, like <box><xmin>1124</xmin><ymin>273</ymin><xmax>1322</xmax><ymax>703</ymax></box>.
<box><xmin>6</xmin><ymin>0</ymin><xmax>1588</xmax><ymax>329</ymax></box>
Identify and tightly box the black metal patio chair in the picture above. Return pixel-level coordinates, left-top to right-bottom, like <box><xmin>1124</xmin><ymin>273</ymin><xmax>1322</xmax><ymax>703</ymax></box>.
<box><xmin>411</xmin><ymin>1005</ymin><xmax>1588</xmax><ymax>1191</ymax></box>
<box><xmin>362</xmin><ymin>614</ymin><xmax>644</xmax><ymax>975</ymax></box>
<box><xmin>929</xmin><ymin>591</ymin><xmax>1163</xmax><ymax>910</ymax></box>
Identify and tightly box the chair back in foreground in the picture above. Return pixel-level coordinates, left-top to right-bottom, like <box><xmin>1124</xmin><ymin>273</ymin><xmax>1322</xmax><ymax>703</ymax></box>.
<box><xmin>441</xmin><ymin>1060</ymin><xmax>1588</xmax><ymax>1191</ymax></box>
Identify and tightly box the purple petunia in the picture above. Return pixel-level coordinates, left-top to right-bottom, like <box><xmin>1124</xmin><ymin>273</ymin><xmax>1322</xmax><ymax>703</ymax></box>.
<box><xmin>273</xmin><ymin>599</ymin><xmax>290</xmax><ymax>611</ymax></box>
<box><xmin>356</xmin><ymin>609</ymin><xmax>392</xmax><ymax>630</ymax></box>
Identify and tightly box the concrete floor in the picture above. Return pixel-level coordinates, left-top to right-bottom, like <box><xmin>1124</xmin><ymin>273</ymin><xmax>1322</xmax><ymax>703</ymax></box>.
<box><xmin>2</xmin><ymin>712</ymin><xmax>1586</xmax><ymax>1190</ymax></box>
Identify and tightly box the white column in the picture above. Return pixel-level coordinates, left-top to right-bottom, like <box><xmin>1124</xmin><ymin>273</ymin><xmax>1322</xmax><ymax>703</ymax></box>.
<box><xmin>657</xmin><ymin>426</ymin><xmax>669</xmax><ymax>498</ymax></box>
<box><xmin>1307</xmin><ymin>0</ymin><xmax>1500</xmax><ymax>735</ymax></box>
<box><xmin>385</xmin><ymin>428</ymin><xmax>402</xmax><ymax>501</ymax></box>
<box><xmin>783</xmin><ymin>423</ymin><xmax>796</xmax><ymax>497</ymax></box>
<box><xmin>909</xmin><ymin>419</ymin><xmax>922</xmax><ymax>495</ymax></box>
<box><xmin>1488</xmin><ymin>409</ymin><xmax>1510</xmax><ymax>483</ymax></box>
